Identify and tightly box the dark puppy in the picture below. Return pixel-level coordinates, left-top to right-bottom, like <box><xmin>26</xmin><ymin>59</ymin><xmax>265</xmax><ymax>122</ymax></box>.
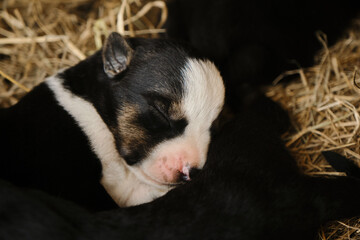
<box><xmin>0</xmin><ymin>32</ymin><xmax>225</xmax><ymax>210</ymax></box>
<box><xmin>322</xmin><ymin>151</ymin><xmax>360</xmax><ymax>178</ymax></box>
<box><xmin>2</xmin><ymin>101</ymin><xmax>360</xmax><ymax>240</ymax></box>
<box><xmin>165</xmin><ymin>0</ymin><xmax>360</xmax><ymax>111</ymax></box>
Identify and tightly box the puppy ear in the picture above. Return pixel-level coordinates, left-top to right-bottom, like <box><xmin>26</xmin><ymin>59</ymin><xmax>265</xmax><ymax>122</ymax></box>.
<box><xmin>102</xmin><ymin>32</ymin><xmax>133</xmax><ymax>78</ymax></box>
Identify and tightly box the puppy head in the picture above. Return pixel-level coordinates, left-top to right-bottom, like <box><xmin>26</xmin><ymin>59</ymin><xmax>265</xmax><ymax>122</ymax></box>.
<box><xmin>101</xmin><ymin>32</ymin><xmax>225</xmax><ymax>204</ymax></box>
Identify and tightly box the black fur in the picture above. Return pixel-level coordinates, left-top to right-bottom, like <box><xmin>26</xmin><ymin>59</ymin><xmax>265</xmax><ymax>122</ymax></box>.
<box><xmin>0</xmin><ymin>84</ymin><xmax>117</xmax><ymax>211</ymax></box>
<box><xmin>323</xmin><ymin>151</ymin><xmax>360</xmax><ymax>178</ymax></box>
<box><xmin>2</xmin><ymin>99</ymin><xmax>360</xmax><ymax>239</ymax></box>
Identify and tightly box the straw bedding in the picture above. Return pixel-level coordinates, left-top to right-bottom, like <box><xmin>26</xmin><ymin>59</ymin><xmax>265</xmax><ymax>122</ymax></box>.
<box><xmin>1</xmin><ymin>0</ymin><xmax>360</xmax><ymax>239</ymax></box>
<box><xmin>0</xmin><ymin>0</ymin><xmax>166</xmax><ymax>107</ymax></box>
<box><xmin>266</xmin><ymin>19</ymin><xmax>360</xmax><ymax>239</ymax></box>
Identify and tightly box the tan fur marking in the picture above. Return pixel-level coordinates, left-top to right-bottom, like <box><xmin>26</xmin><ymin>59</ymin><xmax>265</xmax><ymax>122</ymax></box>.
<box><xmin>168</xmin><ymin>101</ymin><xmax>184</xmax><ymax>120</ymax></box>
<box><xmin>118</xmin><ymin>104</ymin><xmax>147</xmax><ymax>153</ymax></box>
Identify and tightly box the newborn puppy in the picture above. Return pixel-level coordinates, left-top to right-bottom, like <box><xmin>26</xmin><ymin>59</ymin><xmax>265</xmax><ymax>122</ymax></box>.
<box><xmin>2</xmin><ymin>99</ymin><xmax>360</xmax><ymax>240</ymax></box>
<box><xmin>165</xmin><ymin>0</ymin><xmax>360</xmax><ymax>111</ymax></box>
<box><xmin>0</xmin><ymin>32</ymin><xmax>225</xmax><ymax>210</ymax></box>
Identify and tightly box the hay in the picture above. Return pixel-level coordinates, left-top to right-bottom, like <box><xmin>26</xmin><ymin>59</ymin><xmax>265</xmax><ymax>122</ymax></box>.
<box><xmin>267</xmin><ymin>19</ymin><xmax>360</xmax><ymax>239</ymax></box>
<box><xmin>268</xmin><ymin>25</ymin><xmax>360</xmax><ymax>176</ymax></box>
<box><xmin>0</xmin><ymin>0</ymin><xmax>166</xmax><ymax>107</ymax></box>
<box><xmin>1</xmin><ymin>0</ymin><xmax>360</xmax><ymax>239</ymax></box>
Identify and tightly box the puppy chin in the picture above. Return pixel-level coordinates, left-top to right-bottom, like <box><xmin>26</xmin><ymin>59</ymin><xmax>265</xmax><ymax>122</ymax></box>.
<box><xmin>119</xmin><ymin>176</ymin><xmax>170</xmax><ymax>207</ymax></box>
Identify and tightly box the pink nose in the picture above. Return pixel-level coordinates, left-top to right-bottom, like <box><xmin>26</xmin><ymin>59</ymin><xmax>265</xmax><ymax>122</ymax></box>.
<box><xmin>149</xmin><ymin>147</ymin><xmax>200</xmax><ymax>184</ymax></box>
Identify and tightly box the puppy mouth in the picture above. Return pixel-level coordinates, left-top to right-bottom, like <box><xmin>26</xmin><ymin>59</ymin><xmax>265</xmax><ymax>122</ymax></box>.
<box><xmin>137</xmin><ymin>168</ymin><xmax>187</xmax><ymax>187</ymax></box>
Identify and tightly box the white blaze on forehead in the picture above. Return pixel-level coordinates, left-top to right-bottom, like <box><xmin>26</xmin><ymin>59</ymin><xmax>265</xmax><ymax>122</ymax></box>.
<box><xmin>181</xmin><ymin>58</ymin><xmax>225</xmax><ymax>167</ymax></box>
<box><xmin>182</xmin><ymin>59</ymin><xmax>225</xmax><ymax>129</ymax></box>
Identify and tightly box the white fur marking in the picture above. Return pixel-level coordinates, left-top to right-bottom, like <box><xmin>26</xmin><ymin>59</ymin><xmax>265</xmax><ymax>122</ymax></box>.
<box><xmin>181</xmin><ymin>59</ymin><xmax>225</xmax><ymax>168</ymax></box>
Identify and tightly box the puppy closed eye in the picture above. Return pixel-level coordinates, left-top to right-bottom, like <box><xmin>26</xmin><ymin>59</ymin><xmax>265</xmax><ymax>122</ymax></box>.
<box><xmin>151</xmin><ymin>102</ymin><xmax>172</xmax><ymax>128</ymax></box>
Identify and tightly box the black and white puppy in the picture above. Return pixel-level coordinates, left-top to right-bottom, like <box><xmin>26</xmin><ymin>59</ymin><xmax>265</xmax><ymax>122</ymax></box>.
<box><xmin>2</xmin><ymin>101</ymin><xmax>360</xmax><ymax>240</ymax></box>
<box><xmin>0</xmin><ymin>32</ymin><xmax>225</xmax><ymax>210</ymax></box>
